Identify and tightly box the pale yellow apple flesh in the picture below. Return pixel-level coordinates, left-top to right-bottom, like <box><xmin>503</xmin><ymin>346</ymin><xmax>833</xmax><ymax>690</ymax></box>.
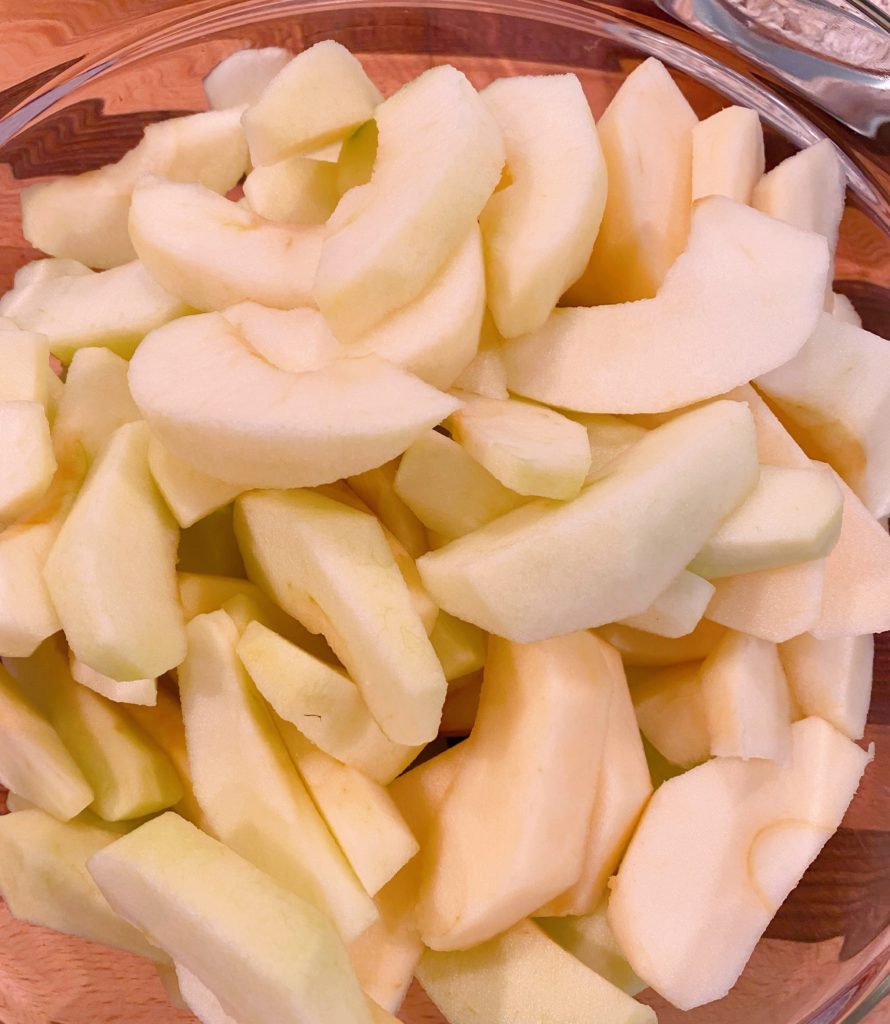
<box><xmin>0</xmin><ymin>329</ymin><xmax>50</xmax><ymax>404</ymax></box>
<box><xmin>576</xmin><ymin>414</ymin><xmax>648</xmax><ymax>481</ymax></box>
<box><xmin>148</xmin><ymin>435</ymin><xmax>242</xmax><ymax>529</ymax></box>
<box><xmin>629</xmin><ymin>661</ymin><xmax>710</xmax><ymax>767</ymax></box>
<box><xmin>429</xmin><ymin>611</ymin><xmax>486</xmax><ymax>682</ymax></box>
<box><xmin>347</xmin><ymin>461</ymin><xmax>428</xmax><ymax>559</ymax></box>
<box><xmin>619</xmin><ymin>570</ymin><xmax>714</xmax><ymax>639</ymax></box>
<box><xmin>0</xmin><ymin>401</ymin><xmax>56</xmax><ymax>524</ymax></box>
<box><xmin>831</xmin><ymin>291</ymin><xmax>861</xmax><ymax>326</ymax></box>
<box><xmin>596</xmin><ymin>619</ymin><xmax>727</xmax><ymax>668</ymax></box>
<box><xmin>203</xmin><ymin>47</ymin><xmax>292</xmax><ymax>109</ymax></box>
<box><xmin>69</xmin><ymin>655</ymin><xmax>157</xmax><ymax>707</ymax></box>
<box><xmin>222</xmin><ymin>302</ymin><xmax>343</xmax><ymax>374</ymax></box>
<box><xmin>336</xmin><ymin>119</ymin><xmax>378</xmax><ymax>194</ymax></box>
<box><xmin>243</xmin><ymin>155</ymin><xmax>340</xmax><ymax>224</ymax></box>
<box><xmin>452</xmin><ymin>310</ymin><xmax>509</xmax><ymax>399</ymax></box>
<box><xmin>691</xmin><ymin>105</ymin><xmax>764</xmax><ymax>203</ymax></box>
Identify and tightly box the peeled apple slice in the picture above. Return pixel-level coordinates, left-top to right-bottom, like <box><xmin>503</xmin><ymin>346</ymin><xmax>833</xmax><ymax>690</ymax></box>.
<box><xmin>503</xmin><ymin>196</ymin><xmax>830</xmax><ymax>414</ymax></box>
<box><xmin>691</xmin><ymin>105</ymin><xmax>764</xmax><ymax>203</ymax></box>
<box><xmin>336</xmin><ymin>119</ymin><xmax>378</xmax><ymax>194</ymax></box>
<box><xmin>203</xmin><ymin>46</ymin><xmax>292</xmax><ymax>108</ymax></box>
<box><xmin>608</xmin><ymin>716</ymin><xmax>871</xmax><ymax>1010</ymax></box>
<box><xmin>430</xmin><ymin>612</ymin><xmax>486</xmax><ymax>682</ymax></box>
<box><xmin>832</xmin><ymin>292</ymin><xmax>861</xmax><ymax>326</ymax></box>
<box><xmin>452</xmin><ymin>311</ymin><xmax>509</xmax><ymax>399</ymax></box>
<box><xmin>0</xmin><ymin>402</ymin><xmax>56</xmax><ymax>524</ymax></box>
<box><xmin>129</xmin><ymin>312</ymin><xmax>457</xmax><ymax>489</ymax></box>
<box><xmin>564</xmin><ymin>57</ymin><xmax>696</xmax><ymax>305</ymax></box>
<box><xmin>578</xmin><ymin>414</ymin><xmax>648</xmax><ymax>481</ymax></box>
<box><xmin>758</xmin><ymin>314</ymin><xmax>890</xmax><ymax>518</ymax></box>
<box><xmin>44</xmin><ymin>421</ymin><xmax>186</xmax><ymax>681</ymax></box>
<box><xmin>347</xmin><ymin>462</ymin><xmax>428</xmax><ymax>559</ymax></box>
<box><xmin>235</xmin><ymin>489</ymin><xmax>447</xmax><ymax>745</ymax></box>
<box><xmin>418</xmin><ymin>632</ymin><xmax>613</xmax><ymax>949</ymax></box>
<box><xmin>314</xmin><ymin>64</ymin><xmax>504</xmax><ymax>340</ymax></box>
<box><xmin>619</xmin><ymin>570</ymin><xmax>714</xmax><ymax>639</ymax></box>
<box><xmin>449</xmin><ymin>394</ymin><xmax>592</xmax><ymax>501</ymax></box>
<box><xmin>596</xmin><ymin>619</ymin><xmax>726</xmax><ymax>669</ymax></box>
<box><xmin>148</xmin><ymin>436</ymin><xmax>242</xmax><ymax>529</ymax></box>
<box><xmin>779</xmin><ymin>632</ymin><xmax>873</xmax><ymax>741</ymax></box>
<box><xmin>243</xmin><ymin>156</ymin><xmax>340</xmax><ymax>225</ymax></box>
<box><xmin>175</xmin><ymin>965</ymin><xmax>237</xmax><ymax>1024</ymax></box>
<box><xmin>12</xmin><ymin>257</ymin><xmax>92</xmax><ymax>289</ymax></box>
<box><xmin>0</xmin><ymin>329</ymin><xmax>50</xmax><ymax>404</ymax></box>
<box><xmin>20</xmin><ymin>107</ymin><xmax>249</xmax><ymax>270</ymax></box>
<box><xmin>0</xmin><ymin>809</ymin><xmax>165</xmax><ymax>961</ymax></box>
<box><xmin>88</xmin><ymin>812</ymin><xmax>373</xmax><ymax>1024</ymax></box>
<box><xmin>479</xmin><ymin>73</ymin><xmax>606</xmax><ymax>337</ymax></box>
<box><xmin>418</xmin><ymin>401</ymin><xmax>758</xmax><ymax>642</ymax></box>
<box><xmin>689</xmin><ymin>463</ymin><xmax>842</xmax><ymax>579</ymax></box>
<box><xmin>129</xmin><ymin>179</ymin><xmax>323</xmax><ymax>311</ymax></box>
<box><xmin>69</xmin><ymin>655</ymin><xmax>157</xmax><ymax>707</ymax></box>
<box><xmin>222</xmin><ymin>302</ymin><xmax>343</xmax><ymax>374</ymax></box>
<box><xmin>629</xmin><ymin>662</ymin><xmax>711</xmax><ymax>767</ymax></box>
<box><xmin>417</xmin><ymin>919</ymin><xmax>655</xmax><ymax>1024</ymax></box>
<box><xmin>243</xmin><ymin>41</ymin><xmax>382</xmax><ymax>165</ymax></box>
<box><xmin>0</xmin><ymin>260</ymin><xmax>187</xmax><ymax>362</ymax></box>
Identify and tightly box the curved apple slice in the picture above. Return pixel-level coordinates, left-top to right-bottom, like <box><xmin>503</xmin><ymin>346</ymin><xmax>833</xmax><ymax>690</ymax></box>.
<box><xmin>203</xmin><ymin>47</ymin><xmax>292</xmax><ymax>109</ymax></box>
<box><xmin>128</xmin><ymin>312</ymin><xmax>459</xmax><ymax>489</ymax></box>
<box><xmin>503</xmin><ymin>196</ymin><xmax>829</xmax><ymax>414</ymax></box>
<box><xmin>129</xmin><ymin>179</ymin><xmax>323</xmax><ymax>311</ymax></box>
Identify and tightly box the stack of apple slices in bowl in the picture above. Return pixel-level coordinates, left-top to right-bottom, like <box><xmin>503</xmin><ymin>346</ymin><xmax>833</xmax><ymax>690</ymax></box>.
<box><xmin>0</xmin><ymin>38</ymin><xmax>886</xmax><ymax>1024</ymax></box>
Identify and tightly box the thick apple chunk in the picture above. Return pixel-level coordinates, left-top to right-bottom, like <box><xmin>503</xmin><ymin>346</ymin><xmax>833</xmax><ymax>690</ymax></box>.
<box><xmin>221</xmin><ymin>301</ymin><xmax>343</xmax><ymax>373</ymax></box>
<box><xmin>44</xmin><ymin>421</ymin><xmax>186</xmax><ymax>681</ymax></box>
<box><xmin>243</xmin><ymin>41</ymin><xmax>381</xmax><ymax>165</ymax></box>
<box><xmin>235</xmin><ymin>489</ymin><xmax>447</xmax><ymax>745</ymax></box>
<box><xmin>314</xmin><ymin>65</ymin><xmax>504</xmax><ymax>340</ymax></box>
<box><xmin>129</xmin><ymin>312</ymin><xmax>457</xmax><ymax>489</ymax></box>
<box><xmin>243</xmin><ymin>155</ymin><xmax>340</xmax><ymax>225</ymax></box>
<box><xmin>504</xmin><ymin>197</ymin><xmax>829</xmax><ymax>414</ymax></box>
<box><xmin>0</xmin><ymin>329</ymin><xmax>50</xmax><ymax>404</ymax></box>
<box><xmin>691</xmin><ymin>105</ymin><xmax>764</xmax><ymax>203</ymax></box>
<box><xmin>479</xmin><ymin>74</ymin><xmax>606</xmax><ymax>337</ymax></box>
<box><xmin>148</xmin><ymin>436</ymin><xmax>242</xmax><ymax>529</ymax></box>
<box><xmin>418</xmin><ymin>401</ymin><xmax>758</xmax><ymax>641</ymax></box>
<box><xmin>564</xmin><ymin>58</ymin><xmax>696</xmax><ymax>305</ymax></box>
<box><xmin>608</xmin><ymin>717</ymin><xmax>871</xmax><ymax>1010</ymax></box>
<box><xmin>88</xmin><ymin>812</ymin><xmax>373</xmax><ymax>1024</ymax></box>
<box><xmin>629</xmin><ymin>661</ymin><xmax>711</xmax><ymax>767</ymax></box>
<box><xmin>0</xmin><ymin>402</ymin><xmax>56</xmax><ymax>524</ymax></box>
<box><xmin>418</xmin><ymin>632</ymin><xmax>613</xmax><ymax>949</ymax></box>
<box><xmin>203</xmin><ymin>47</ymin><xmax>292</xmax><ymax>109</ymax></box>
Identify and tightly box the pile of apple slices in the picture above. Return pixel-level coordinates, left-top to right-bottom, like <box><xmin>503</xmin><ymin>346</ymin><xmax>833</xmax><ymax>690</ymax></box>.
<box><xmin>0</xmin><ymin>39</ymin><xmax>887</xmax><ymax>1024</ymax></box>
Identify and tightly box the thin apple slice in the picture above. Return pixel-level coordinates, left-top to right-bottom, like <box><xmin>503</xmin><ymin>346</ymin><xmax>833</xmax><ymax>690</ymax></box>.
<box><xmin>315</xmin><ymin>65</ymin><xmax>504</xmax><ymax>340</ymax></box>
<box><xmin>0</xmin><ymin>809</ymin><xmax>166</xmax><ymax>960</ymax></box>
<box><xmin>45</xmin><ymin>421</ymin><xmax>185</xmax><ymax>680</ymax></box>
<box><xmin>278</xmin><ymin>724</ymin><xmax>419</xmax><ymax>896</ymax></box>
<box><xmin>348</xmin><ymin>462</ymin><xmax>428</xmax><ymax>558</ymax></box>
<box><xmin>577</xmin><ymin>414</ymin><xmax>648</xmax><ymax>481</ymax></box>
<box><xmin>243</xmin><ymin>41</ymin><xmax>381</xmax><ymax>165</ymax></box>
<box><xmin>243</xmin><ymin>155</ymin><xmax>340</xmax><ymax>224</ymax></box>
<box><xmin>700</xmin><ymin>631</ymin><xmax>792</xmax><ymax>762</ymax></box>
<box><xmin>20</xmin><ymin>107</ymin><xmax>249</xmax><ymax>270</ymax></box>
<box><xmin>88</xmin><ymin>812</ymin><xmax>373</xmax><ymax>1024</ymax></box>
<box><xmin>236</xmin><ymin>489</ymin><xmax>446</xmax><ymax>745</ymax></box>
<box><xmin>619</xmin><ymin>570</ymin><xmax>714</xmax><ymax>639</ymax></box>
<box><xmin>418</xmin><ymin>632</ymin><xmax>613</xmax><ymax>949</ymax></box>
<box><xmin>0</xmin><ymin>260</ymin><xmax>187</xmax><ymax>362</ymax></box>
<box><xmin>418</xmin><ymin>401</ymin><xmax>758</xmax><ymax>641</ymax></box>
<box><xmin>564</xmin><ymin>57</ymin><xmax>696</xmax><ymax>305</ymax></box>
<box><xmin>452</xmin><ymin>311</ymin><xmax>509</xmax><ymax>399</ymax></box>
<box><xmin>148</xmin><ymin>435</ymin><xmax>243</xmax><ymax>529</ymax></box>
<box><xmin>608</xmin><ymin>716</ymin><xmax>871</xmax><ymax>1010</ymax></box>
<box><xmin>417</xmin><ymin>918</ymin><xmax>655</xmax><ymax>1024</ymax></box>
<box><xmin>178</xmin><ymin>610</ymin><xmax>377</xmax><ymax>942</ymax></box>
<box><xmin>394</xmin><ymin>429</ymin><xmax>526</xmax><ymax>540</ymax></box>
<box><xmin>129</xmin><ymin>312</ymin><xmax>457</xmax><ymax>489</ymax></box>
<box><xmin>692</xmin><ymin>105</ymin><xmax>764</xmax><ymax>203</ymax></box>
<box><xmin>538</xmin><ymin>642</ymin><xmax>651</xmax><ymax>916</ymax></box>
<box><xmin>479</xmin><ymin>74</ymin><xmax>606</xmax><ymax>337</ymax></box>
<box><xmin>690</xmin><ymin>463</ymin><xmax>842</xmax><ymax>579</ymax></box>
<box><xmin>629</xmin><ymin>661</ymin><xmax>710</xmax><ymax>767</ymax></box>
<box><xmin>129</xmin><ymin>179</ymin><xmax>323</xmax><ymax>311</ymax></box>
<box><xmin>222</xmin><ymin>302</ymin><xmax>343</xmax><ymax>373</ymax></box>
<box><xmin>449</xmin><ymin>393</ymin><xmax>592</xmax><ymax>500</ymax></box>
<box><xmin>0</xmin><ymin>402</ymin><xmax>56</xmax><ymax>524</ymax></box>
<box><xmin>504</xmin><ymin>197</ymin><xmax>829</xmax><ymax>414</ymax></box>
<box><xmin>0</xmin><ymin>329</ymin><xmax>50</xmax><ymax>404</ymax></box>
<box><xmin>597</xmin><ymin>620</ymin><xmax>726</xmax><ymax>669</ymax></box>
<box><xmin>779</xmin><ymin>632</ymin><xmax>873</xmax><ymax>740</ymax></box>
<box><xmin>429</xmin><ymin>612</ymin><xmax>486</xmax><ymax>682</ymax></box>
<box><xmin>758</xmin><ymin>314</ymin><xmax>890</xmax><ymax>518</ymax></box>
<box><xmin>204</xmin><ymin>47</ymin><xmax>292</xmax><ymax>108</ymax></box>
<box><xmin>69</xmin><ymin>655</ymin><xmax>157</xmax><ymax>707</ymax></box>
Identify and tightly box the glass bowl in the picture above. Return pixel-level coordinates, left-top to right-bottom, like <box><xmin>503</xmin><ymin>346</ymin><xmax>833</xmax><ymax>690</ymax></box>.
<box><xmin>0</xmin><ymin>2</ymin><xmax>887</xmax><ymax>1022</ymax></box>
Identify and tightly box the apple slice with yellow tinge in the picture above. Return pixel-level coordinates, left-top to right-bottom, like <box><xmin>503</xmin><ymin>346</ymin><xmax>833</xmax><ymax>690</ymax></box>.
<box><xmin>608</xmin><ymin>716</ymin><xmax>871</xmax><ymax>1010</ymax></box>
<box><xmin>629</xmin><ymin>661</ymin><xmax>711</xmax><ymax>768</ymax></box>
<box><xmin>691</xmin><ymin>105</ymin><xmax>764</xmax><ymax>203</ymax></box>
<box><xmin>0</xmin><ymin>402</ymin><xmax>56</xmax><ymax>525</ymax></box>
<box><xmin>0</xmin><ymin>329</ymin><xmax>50</xmax><ymax>404</ymax></box>
<box><xmin>203</xmin><ymin>47</ymin><xmax>292</xmax><ymax>109</ymax></box>
<box><xmin>504</xmin><ymin>197</ymin><xmax>829</xmax><ymax>414</ymax></box>
<box><xmin>619</xmin><ymin>570</ymin><xmax>714</xmax><ymax>639</ymax></box>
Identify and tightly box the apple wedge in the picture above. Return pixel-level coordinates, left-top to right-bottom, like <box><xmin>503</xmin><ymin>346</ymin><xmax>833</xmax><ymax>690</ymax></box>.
<box><xmin>0</xmin><ymin>260</ymin><xmax>187</xmax><ymax>362</ymax></box>
<box><xmin>0</xmin><ymin>809</ymin><xmax>166</xmax><ymax>961</ymax></box>
<box><xmin>0</xmin><ymin>401</ymin><xmax>56</xmax><ymax>524</ymax></box>
<box><xmin>619</xmin><ymin>570</ymin><xmax>714</xmax><ymax>638</ymax></box>
<box><xmin>178</xmin><ymin>610</ymin><xmax>377</xmax><ymax>941</ymax></box>
<box><xmin>235</xmin><ymin>489</ymin><xmax>447</xmax><ymax>745</ymax></box>
<box><xmin>243</xmin><ymin>155</ymin><xmax>340</xmax><ymax>224</ymax></box>
<box><xmin>449</xmin><ymin>393</ymin><xmax>592</xmax><ymax>500</ymax></box>
<box><xmin>564</xmin><ymin>57</ymin><xmax>696</xmax><ymax>305</ymax></box>
<box><xmin>148</xmin><ymin>436</ymin><xmax>242</xmax><ymax>529</ymax></box>
<box><xmin>204</xmin><ymin>47</ymin><xmax>292</xmax><ymax>108</ymax></box>
<box><xmin>504</xmin><ymin>197</ymin><xmax>830</xmax><ymax>414</ymax></box>
<box><xmin>608</xmin><ymin>716</ymin><xmax>871</xmax><ymax>1010</ymax></box>
<box><xmin>430</xmin><ymin>612</ymin><xmax>486</xmax><ymax>682</ymax></box>
<box><xmin>0</xmin><ymin>329</ymin><xmax>50</xmax><ymax>404</ymax></box>
<box><xmin>596</xmin><ymin>619</ymin><xmax>726</xmax><ymax>668</ymax></box>
<box><xmin>174</xmin><ymin>965</ymin><xmax>237</xmax><ymax>1024</ymax></box>
<box><xmin>336</xmin><ymin>119</ymin><xmax>378</xmax><ymax>194</ymax></box>
<box><xmin>129</xmin><ymin>179</ymin><xmax>323</xmax><ymax>311</ymax></box>
<box><xmin>452</xmin><ymin>311</ymin><xmax>509</xmax><ymax>399</ymax></box>
<box><xmin>88</xmin><ymin>812</ymin><xmax>373</xmax><ymax>1024</ymax></box>
<box><xmin>418</xmin><ymin>632</ymin><xmax>613</xmax><ymax>949</ymax></box>
<box><xmin>692</xmin><ymin>105</ymin><xmax>764</xmax><ymax>203</ymax></box>
<box><xmin>129</xmin><ymin>311</ymin><xmax>458</xmax><ymax>489</ymax></box>
<box><xmin>577</xmin><ymin>414</ymin><xmax>648</xmax><ymax>481</ymax></box>
<box><xmin>479</xmin><ymin>74</ymin><xmax>606</xmax><ymax>337</ymax></box>
<box><xmin>348</xmin><ymin>462</ymin><xmax>428</xmax><ymax>558</ymax></box>
<box><xmin>394</xmin><ymin>429</ymin><xmax>526</xmax><ymax>540</ymax></box>
<box><xmin>779</xmin><ymin>632</ymin><xmax>873</xmax><ymax>741</ymax></box>
<box><xmin>539</xmin><ymin>642</ymin><xmax>651</xmax><ymax>916</ymax></box>
<box><xmin>44</xmin><ymin>421</ymin><xmax>186</xmax><ymax>680</ymax></box>
<box><xmin>314</xmin><ymin>65</ymin><xmax>504</xmax><ymax>340</ymax></box>
<box><xmin>20</xmin><ymin>107</ymin><xmax>249</xmax><ymax>270</ymax></box>
<box><xmin>69</xmin><ymin>655</ymin><xmax>157</xmax><ymax>707</ymax></box>
<box><xmin>629</xmin><ymin>661</ymin><xmax>711</xmax><ymax>767</ymax></box>
<box><xmin>243</xmin><ymin>41</ymin><xmax>382</xmax><ymax>165</ymax></box>
<box><xmin>418</xmin><ymin>401</ymin><xmax>758</xmax><ymax>641</ymax></box>
<box><xmin>832</xmin><ymin>292</ymin><xmax>861</xmax><ymax>326</ymax></box>
<box><xmin>12</xmin><ymin>257</ymin><xmax>92</xmax><ymax>288</ymax></box>
<box><xmin>417</xmin><ymin>918</ymin><xmax>655</xmax><ymax>1024</ymax></box>
<box><xmin>758</xmin><ymin>314</ymin><xmax>890</xmax><ymax>518</ymax></box>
